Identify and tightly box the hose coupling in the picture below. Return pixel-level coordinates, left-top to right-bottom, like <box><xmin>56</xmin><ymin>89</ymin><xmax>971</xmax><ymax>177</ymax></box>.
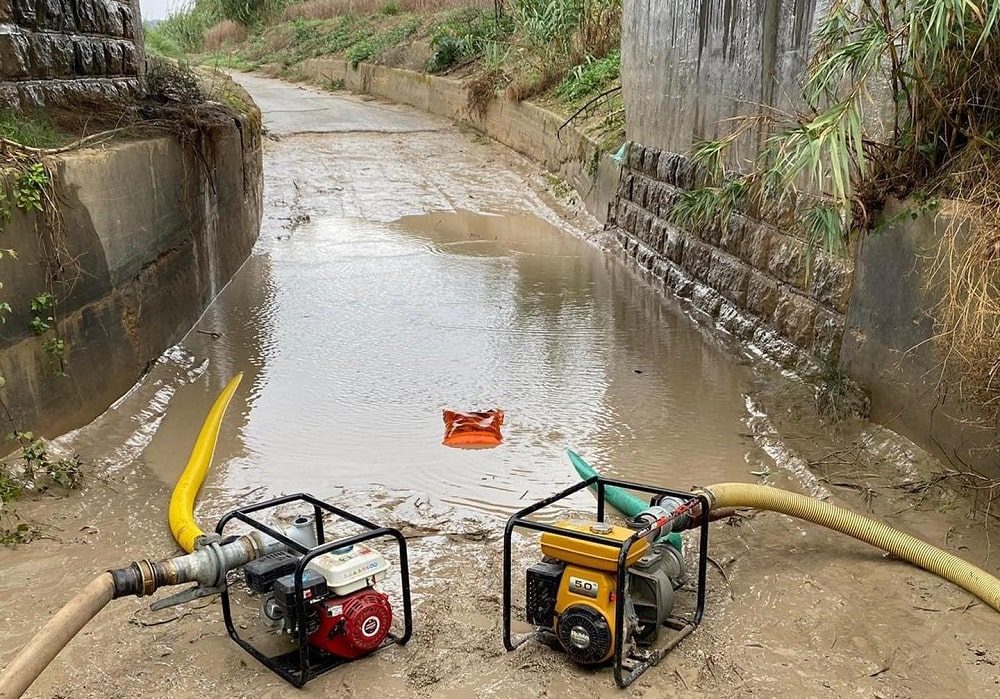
<box><xmin>692</xmin><ymin>487</ymin><xmax>717</xmax><ymax>512</ymax></box>
<box><xmin>108</xmin><ymin>559</ymin><xmax>175</xmax><ymax>599</ymax></box>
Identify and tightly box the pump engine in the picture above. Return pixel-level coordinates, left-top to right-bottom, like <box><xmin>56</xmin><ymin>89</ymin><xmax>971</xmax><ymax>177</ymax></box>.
<box><xmin>504</xmin><ymin>478</ymin><xmax>708</xmax><ymax>688</ymax></box>
<box><xmin>524</xmin><ymin>513</ymin><xmax>685</xmax><ymax>665</ymax></box>
<box><xmin>215</xmin><ymin>494</ymin><xmax>412</xmax><ymax>688</ymax></box>
<box><xmin>244</xmin><ymin>544</ymin><xmax>393</xmax><ymax>660</ymax></box>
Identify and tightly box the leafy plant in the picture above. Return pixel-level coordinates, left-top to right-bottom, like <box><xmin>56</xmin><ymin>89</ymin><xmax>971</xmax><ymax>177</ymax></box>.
<box><xmin>42</xmin><ymin>338</ymin><xmax>66</xmax><ymax>363</ymax></box>
<box><xmin>0</xmin><ymin>466</ymin><xmax>22</xmax><ymax>507</ymax></box>
<box><xmin>0</xmin><ymin>520</ymin><xmax>36</xmax><ymax>547</ymax></box>
<box><xmin>28</xmin><ymin>292</ymin><xmax>56</xmax><ymax>336</ymax></box>
<box><xmin>428</xmin><ymin>9</ymin><xmax>513</xmax><ymax>72</ymax></box>
<box><xmin>12</xmin><ymin>164</ymin><xmax>48</xmax><ymax>213</ymax></box>
<box><xmin>9</xmin><ymin>431</ymin><xmax>83</xmax><ymax>491</ymax></box>
<box><xmin>347</xmin><ymin>38</ymin><xmax>377</xmax><ymax>66</ymax></box>
<box><xmin>671</xmin><ymin>0</ymin><xmax>1000</xmax><ymax>253</ymax></box>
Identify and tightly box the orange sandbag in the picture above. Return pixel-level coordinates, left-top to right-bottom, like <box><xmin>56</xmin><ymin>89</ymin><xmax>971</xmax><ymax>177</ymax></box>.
<box><xmin>442</xmin><ymin>409</ymin><xmax>504</xmax><ymax>448</ymax></box>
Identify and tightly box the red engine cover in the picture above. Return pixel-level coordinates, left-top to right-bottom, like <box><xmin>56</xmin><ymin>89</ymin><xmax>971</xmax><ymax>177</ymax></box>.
<box><xmin>308</xmin><ymin>588</ymin><xmax>392</xmax><ymax>659</ymax></box>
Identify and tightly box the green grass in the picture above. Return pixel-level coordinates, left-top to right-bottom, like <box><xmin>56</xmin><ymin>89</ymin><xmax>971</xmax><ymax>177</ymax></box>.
<box><xmin>220</xmin><ymin>12</ymin><xmax>424</xmax><ymax>69</ymax></box>
<box><xmin>202</xmin><ymin>52</ymin><xmax>261</xmax><ymax>71</ymax></box>
<box><xmin>556</xmin><ymin>51</ymin><xmax>619</xmax><ymax>102</ymax></box>
<box><xmin>0</xmin><ymin>111</ymin><xmax>72</xmax><ymax>148</ymax></box>
<box><xmin>144</xmin><ymin>23</ymin><xmax>186</xmax><ymax>58</ymax></box>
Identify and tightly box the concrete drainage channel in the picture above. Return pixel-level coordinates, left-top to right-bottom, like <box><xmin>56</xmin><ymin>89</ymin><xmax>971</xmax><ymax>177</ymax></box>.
<box><xmin>266</xmin><ymin>57</ymin><xmax>623</xmax><ymax>226</ymax></box>
<box><xmin>2</xmin><ymin>66</ymin><xmax>999</xmax><ymax>697</ymax></box>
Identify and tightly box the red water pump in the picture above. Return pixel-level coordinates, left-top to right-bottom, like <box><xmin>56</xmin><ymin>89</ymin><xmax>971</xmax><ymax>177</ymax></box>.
<box><xmin>218</xmin><ymin>494</ymin><xmax>412</xmax><ymax>688</ymax></box>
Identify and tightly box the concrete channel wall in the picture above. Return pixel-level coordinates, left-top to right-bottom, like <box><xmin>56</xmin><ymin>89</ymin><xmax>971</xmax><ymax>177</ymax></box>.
<box><xmin>618</xmin><ymin>0</ymin><xmax>996</xmax><ymax>474</ymax></box>
<box><xmin>608</xmin><ymin>144</ymin><xmax>851</xmax><ymax>369</ymax></box>
<box><xmin>610</xmin><ymin>0</ymin><xmax>843</xmax><ymax>370</ymax></box>
<box><xmin>287</xmin><ymin>58</ymin><xmax>621</xmax><ymax>224</ymax></box>
<box><xmin>842</xmin><ymin>203</ymin><xmax>1000</xmax><ymax>474</ymax></box>
<box><xmin>0</xmin><ymin>117</ymin><xmax>263</xmax><ymax>441</ymax></box>
<box><xmin>0</xmin><ymin>0</ymin><xmax>144</xmax><ymax>109</ymax></box>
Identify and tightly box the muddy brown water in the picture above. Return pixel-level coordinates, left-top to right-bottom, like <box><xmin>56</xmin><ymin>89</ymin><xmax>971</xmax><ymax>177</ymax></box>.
<box><xmin>54</xmin><ymin>135</ymin><xmax>756</xmax><ymax>520</ymax></box>
<box><xmin>3</xmin><ymin>74</ymin><xmax>998</xmax><ymax>698</ymax></box>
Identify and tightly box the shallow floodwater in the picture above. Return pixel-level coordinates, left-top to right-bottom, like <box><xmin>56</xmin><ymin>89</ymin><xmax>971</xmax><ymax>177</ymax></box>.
<box><xmin>55</xmin><ymin>80</ymin><xmax>756</xmax><ymax>519</ymax></box>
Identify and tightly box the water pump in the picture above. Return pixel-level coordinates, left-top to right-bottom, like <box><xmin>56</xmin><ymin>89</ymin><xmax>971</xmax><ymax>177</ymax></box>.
<box><xmin>216</xmin><ymin>493</ymin><xmax>412</xmax><ymax>688</ymax></box>
<box><xmin>503</xmin><ymin>477</ymin><xmax>709</xmax><ymax>688</ymax></box>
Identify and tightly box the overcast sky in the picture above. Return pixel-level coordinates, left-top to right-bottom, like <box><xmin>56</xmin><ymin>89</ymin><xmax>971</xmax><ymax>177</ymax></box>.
<box><xmin>140</xmin><ymin>0</ymin><xmax>178</xmax><ymax>21</ymax></box>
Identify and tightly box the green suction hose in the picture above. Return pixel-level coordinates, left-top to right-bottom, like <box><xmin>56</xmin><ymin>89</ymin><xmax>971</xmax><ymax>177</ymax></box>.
<box><xmin>568</xmin><ymin>450</ymin><xmax>684</xmax><ymax>551</ymax></box>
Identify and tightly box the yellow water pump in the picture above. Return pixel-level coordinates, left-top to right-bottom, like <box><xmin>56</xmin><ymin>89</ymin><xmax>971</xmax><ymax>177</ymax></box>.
<box><xmin>503</xmin><ymin>477</ymin><xmax>704</xmax><ymax>688</ymax></box>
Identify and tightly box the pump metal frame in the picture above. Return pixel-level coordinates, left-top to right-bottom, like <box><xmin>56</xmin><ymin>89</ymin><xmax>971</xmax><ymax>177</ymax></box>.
<box><xmin>216</xmin><ymin>493</ymin><xmax>413</xmax><ymax>688</ymax></box>
<box><xmin>502</xmin><ymin>477</ymin><xmax>709</xmax><ymax>688</ymax></box>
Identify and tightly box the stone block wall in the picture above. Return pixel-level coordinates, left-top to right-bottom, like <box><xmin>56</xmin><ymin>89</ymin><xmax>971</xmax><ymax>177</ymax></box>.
<box><xmin>0</xmin><ymin>0</ymin><xmax>142</xmax><ymax>109</ymax></box>
<box><xmin>608</xmin><ymin>143</ymin><xmax>853</xmax><ymax>369</ymax></box>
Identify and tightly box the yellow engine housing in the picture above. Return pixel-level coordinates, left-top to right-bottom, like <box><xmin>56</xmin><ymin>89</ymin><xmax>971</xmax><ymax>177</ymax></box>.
<box><xmin>541</xmin><ymin>520</ymin><xmax>648</xmax><ymax>664</ymax></box>
<box><xmin>540</xmin><ymin>520</ymin><xmax>648</xmax><ymax>571</ymax></box>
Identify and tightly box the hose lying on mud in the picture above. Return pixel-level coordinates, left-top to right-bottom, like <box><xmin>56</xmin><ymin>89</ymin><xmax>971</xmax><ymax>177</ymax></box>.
<box><xmin>0</xmin><ymin>374</ymin><xmax>250</xmax><ymax>699</ymax></box>
<box><xmin>169</xmin><ymin>373</ymin><xmax>244</xmax><ymax>553</ymax></box>
<box><xmin>0</xmin><ymin>574</ymin><xmax>115</xmax><ymax>699</ymax></box>
<box><xmin>698</xmin><ymin>483</ymin><xmax>1000</xmax><ymax>613</ymax></box>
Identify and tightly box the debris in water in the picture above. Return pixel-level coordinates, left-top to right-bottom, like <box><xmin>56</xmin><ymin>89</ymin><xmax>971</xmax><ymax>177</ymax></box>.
<box><xmin>442</xmin><ymin>409</ymin><xmax>504</xmax><ymax>448</ymax></box>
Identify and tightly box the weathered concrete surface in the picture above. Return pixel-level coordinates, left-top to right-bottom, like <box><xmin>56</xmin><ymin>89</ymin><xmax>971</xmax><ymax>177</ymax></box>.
<box><xmin>283</xmin><ymin>58</ymin><xmax>621</xmax><ymax>224</ymax></box>
<box><xmin>621</xmin><ymin>0</ymin><xmax>824</xmax><ymax>158</ymax></box>
<box><xmin>0</xmin><ymin>0</ymin><xmax>144</xmax><ymax>109</ymax></box>
<box><xmin>0</xmin><ymin>115</ymin><xmax>262</xmax><ymax>441</ymax></box>
<box><xmin>842</xmin><ymin>202</ymin><xmax>999</xmax><ymax>476</ymax></box>
<box><xmin>602</xmin><ymin>0</ymin><xmax>857</xmax><ymax>368</ymax></box>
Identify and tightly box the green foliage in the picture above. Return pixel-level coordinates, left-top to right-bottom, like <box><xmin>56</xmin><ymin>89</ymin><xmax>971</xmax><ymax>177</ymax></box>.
<box><xmin>152</xmin><ymin>0</ymin><xmax>289</xmax><ymax>53</ymax></box>
<box><xmin>0</xmin><ymin>467</ymin><xmax>22</xmax><ymax>507</ymax></box>
<box><xmin>0</xmin><ymin>112</ymin><xmax>69</xmax><ymax>149</ymax></box>
<box><xmin>380</xmin><ymin>2</ymin><xmax>401</xmax><ymax>16</ymax></box>
<box><xmin>12</xmin><ymin>164</ymin><xmax>48</xmax><ymax>213</ymax></box>
<box><xmin>1</xmin><ymin>432</ymin><xmax>84</xmax><ymax>546</ymax></box>
<box><xmin>670</xmin><ymin>0</ymin><xmax>1000</xmax><ymax>256</ymax></box>
<box><xmin>154</xmin><ymin>1</ymin><xmax>218</xmax><ymax>53</ymax></box>
<box><xmin>42</xmin><ymin>338</ymin><xmax>66</xmax><ymax>363</ymax></box>
<box><xmin>556</xmin><ymin>50</ymin><xmax>619</xmax><ymax>102</ymax></box>
<box><xmin>28</xmin><ymin>292</ymin><xmax>56</xmax><ymax>336</ymax></box>
<box><xmin>218</xmin><ymin>0</ymin><xmax>290</xmax><ymax>25</ymax></box>
<box><xmin>347</xmin><ymin>38</ymin><xmax>377</xmax><ymax>66</ymax></box>
<box><xmin>27</xmin><ymin>292</ymin><xmax>66</xmax><ymax>372</ymax></box>
<box><xmin>144</xmin><ymin>23</ymin><xmax>186</xmax><ymax>58</ymax></box>
<box><xmin>346</xmin><ymin>17</ymin><xmax>419</xmax><ymax>66</ymax></box>
<box><xmin>428</xmin><ymin>9</ymin><xmax>513</xmax><ymax>72</ymax></box>
<box><xmin>8</xmin><ymin>432</ymin><xmax>83</xmax><ymax>492</ymax></box>
<box><xmin>0</xmin><ymin>521</ymin><xmax>35</xmax><ymax>547</ymax></box>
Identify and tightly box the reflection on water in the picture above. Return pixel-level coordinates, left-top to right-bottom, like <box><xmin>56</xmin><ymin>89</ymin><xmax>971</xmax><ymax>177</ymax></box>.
<box><xmin>61</xmin><ymin>208</ymin><xmax>755</xmax><ymax>518</ymax></box>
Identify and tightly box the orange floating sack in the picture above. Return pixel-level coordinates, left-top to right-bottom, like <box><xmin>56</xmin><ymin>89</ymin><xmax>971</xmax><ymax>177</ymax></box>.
<box><xmin>442</xmin><ymin>409</ymin><xmax>505</xmax><ymax>448</ymax></box>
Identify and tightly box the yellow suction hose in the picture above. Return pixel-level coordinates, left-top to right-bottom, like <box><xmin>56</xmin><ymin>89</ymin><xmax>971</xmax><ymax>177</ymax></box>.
<box><xmin>169</xmin><ymin>373</ymin><xmax>243</xmax><ymax>552</ymax></box>
<box><xmin>700</xmin><ymin>483</ymin><xmax>1000</xmax><ymax>613</ymax></box>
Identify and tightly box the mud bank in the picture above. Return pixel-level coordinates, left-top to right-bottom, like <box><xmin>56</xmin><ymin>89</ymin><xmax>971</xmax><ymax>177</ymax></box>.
<box><xmin>0</xmin><ymin>116</ymin><xmax>263</xmax><ymax>443</ymax></box>
<box><xmin>273</xmin><ymin>57</ymin><xmax>621</xmax><ymax>226</ymax></box>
